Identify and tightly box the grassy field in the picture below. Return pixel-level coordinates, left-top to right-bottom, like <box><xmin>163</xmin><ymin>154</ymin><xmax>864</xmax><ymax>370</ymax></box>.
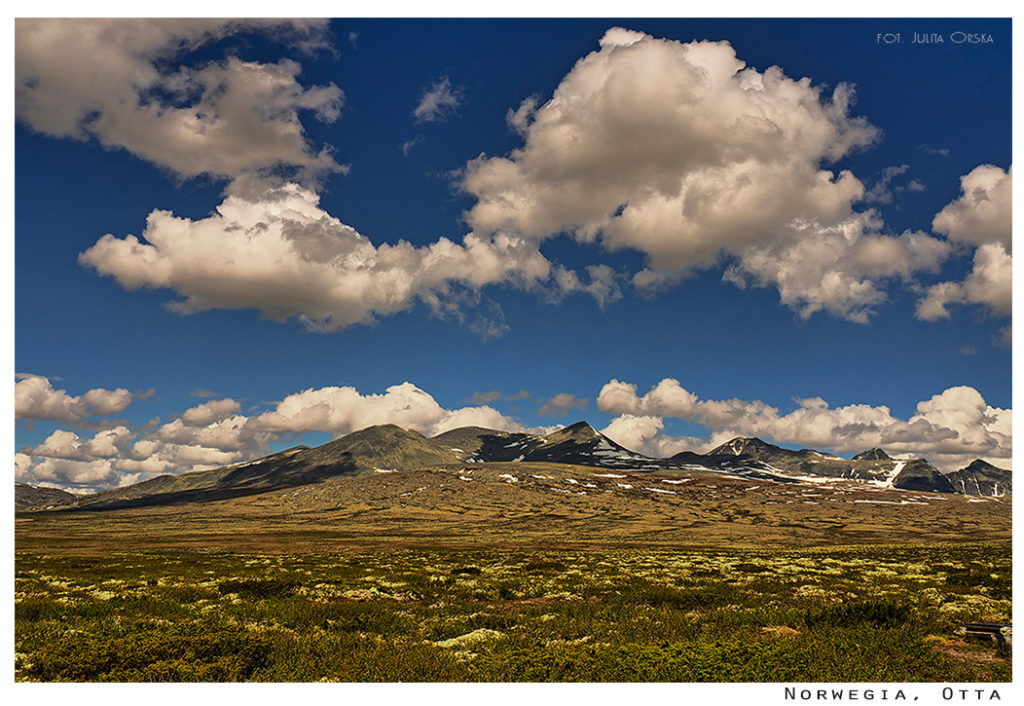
<box><xmin>14</xmin><ymin>464</ymin><xmax>1013</xmax><ymax>553</ymax></box>
<box><xmin>15</xmin><ymin>542</ymin><xmax>1011</xmax><ymax>682</ymax></box>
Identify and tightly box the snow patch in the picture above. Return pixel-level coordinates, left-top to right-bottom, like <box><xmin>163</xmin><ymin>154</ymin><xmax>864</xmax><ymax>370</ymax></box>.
<box><xmin>868</xmin><ymin>460</ymin><xmax>907</xmax><ymax>489</ymax></box>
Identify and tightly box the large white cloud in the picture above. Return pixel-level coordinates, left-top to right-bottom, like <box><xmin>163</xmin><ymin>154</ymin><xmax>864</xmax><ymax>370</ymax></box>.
<box><xmin>179</xmin><ymin>398</ymin><xmax>242</xmax><ymax>427</ymax></box>
<box><xmin>15</xmin><ymin>374</ymin><xmax>137</xmax><ymax>424</ymax></box>
<box><xmin>250</xmin><ymin>382</ymin><xmax>523</xmax><ymax>437</ymax></box>
<box><xmin>600</xmin><ymin>414</ymin><xmax>703</xmax><ymax>458</ymax></box>
<box><xmin>36</xmin><ymin>22</ymin><xmax>963</xmax><ymax>332</ymax></box>
<box><xmin>15</xmin><ymin>19</ymin><xmax>342</xmax><ymax>184</ymax></box>
<box><xmin>79</xmin><ymin>184</ymin><xmax>557</xmax><ymax>332</ymax></box>
<box><xmin>917</xmin><ymin>165</ymin><xmax>1012</xmax><ymax>322</ymax></box>
<box><xmin>597</xmin><ymin>378</ymin><xmax>1010</xmax><ymax>471</ymax></box>
<box><xmin>917</xmin><ymin>242</ymin><xmax>1012</xmax><ymax>321</ymax></box>
<box><xmin>20</xmin><ymin>19</ymin><xmax>605</xmax><ymax>337</ymax></box>
<box><xmin>462</xmin><ymin>28</ymin><xmax>950</xmax><ymax>322</ymax></box>
<box><xmin>932</xmin><ymin>165</ymin><xmax>1012</xmax><ymax>249</ymax></box>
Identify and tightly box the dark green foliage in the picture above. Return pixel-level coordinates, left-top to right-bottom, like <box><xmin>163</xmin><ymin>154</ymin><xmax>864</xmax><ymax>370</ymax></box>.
<box><xmin>15</xmin><ymin>543</ymin><xmax>1011</xmax><ymax>682</ymax></box>
<box><xmin>944</xmin><ymin>564</ymin><xmax>1012</xmax><ymax>600</ymax></box>
<box><xmin>22</xmin><ymin>622</ymin><xmax>272</xmax><ymax>682</ymax></box>
<box><xmin>804</xmin><ymin>600</ymin><xmax>912</xmax><ymax>629</ymax></box>
<box><xmin>217</xmin><ymin>578</ymin><xmax>299</xmax><ymax>600</ymax></box>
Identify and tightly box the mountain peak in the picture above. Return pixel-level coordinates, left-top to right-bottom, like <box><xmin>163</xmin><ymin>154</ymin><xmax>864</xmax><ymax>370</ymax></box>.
<box><xmin>709</xmin><ymin>437</ymin><xmax>777</xmax><ymax>457</ymax></box>
<box><xmin>547</xmin><ymin>421</ymin><xmax>600</xmax><ymax>441</ymax></box>
<box><xmin>853</xmin><ymin>448</ymin><xmax>891</xmax><ymax>461</ymax></box>
<box><xmin>963</xmin><ymin>459</ymin><xmax>1008</xmax><ymax>473</ymax></box>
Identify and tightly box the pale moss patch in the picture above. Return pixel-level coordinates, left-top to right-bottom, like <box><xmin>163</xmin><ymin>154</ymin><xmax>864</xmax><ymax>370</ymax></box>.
<box><xmin>433</xmin><ymin>628</ymin><xmax>503</xmax><ymax>650</ymax></box>
<box><xmin>342</xmin><ymin>587</ymin><xmax>403</xmax><ymax>601</ymax></box>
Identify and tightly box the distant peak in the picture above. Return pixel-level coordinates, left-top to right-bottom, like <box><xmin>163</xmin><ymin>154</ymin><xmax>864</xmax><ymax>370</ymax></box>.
<box><xmin>963</xmin><ymin>459</ymin><xmax>1009</xmax><ymax>473</ymax></box>
<box><xmin>543</xmin><ymin>421</ymin><xmax>601</xmax><ymax>443</ymax></box>
<box><xmin>853</xmin><ymin>448</ymin><xmax>891</xmax><ymax>461</ymax></box>
<box><xmin>349</xmin><ymin>423</ymin><xmax>418</xmax><ymax>436</ymax></box>
<box><xmin>711</xmin><ymin>437</ymin><xmax>774</xmax><ymax>456</ymax></box>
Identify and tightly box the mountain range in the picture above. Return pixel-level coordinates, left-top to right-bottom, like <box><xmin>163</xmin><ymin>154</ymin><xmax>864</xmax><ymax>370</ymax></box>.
<box><xmin>15</xmin><ymin>422</ymin><xmax>1011</xmax><ymax>511</ymax></box>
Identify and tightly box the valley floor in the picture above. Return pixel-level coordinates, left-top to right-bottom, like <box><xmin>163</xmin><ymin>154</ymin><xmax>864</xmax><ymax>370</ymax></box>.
<box><xmin>13</xmin><ymin>463</ymin><xmax>1013</xmax><ymax>552</ymax></box>
<box><xmin>14</xmin><ymin>543</ymin><xmax>1011</xmax><ymax>682</ymax></box>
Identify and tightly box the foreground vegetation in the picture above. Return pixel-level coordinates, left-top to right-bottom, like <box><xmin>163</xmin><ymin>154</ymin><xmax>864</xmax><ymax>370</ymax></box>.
<box><xmin>15</xmin><ymin>543</ymin><xmax>1011</xmax><ymax>682</ymax></box>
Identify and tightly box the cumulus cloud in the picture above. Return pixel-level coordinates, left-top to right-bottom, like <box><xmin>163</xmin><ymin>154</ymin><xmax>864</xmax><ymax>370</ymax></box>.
<box><xmin>723</xmin><ymin>218</ymin><xmax>950</xmax><ymax>323</ymax></box>
<box><xmin>15</xmin><ymin>374</ymin><xmax>137</xmax><ymax>424</ymax></box>
<box><xmin>932</xmin><ymin>165</ymin><xmax>1012</xmax><ymax>249</ymax></box>
<box><xmin>44</xmin><ymin>23</ymin><xmax>957</xmax><ymax>334</ymax></box>
<box><xmin>461</xmin><ymin>28</ymin><xmax>950</xmax><ymax>322</ymax></box>
<box><xmin>414</xmin><ymin>76</ymin><xmax>462</xmax><ymax>123</ymax></box>
<box><xmin>179</xmin><ymin>398</ymin><xmax>242</xmax><ymax>426</ymax></box>
<box><xmin>597</xmin><ymin>378</ymin><xmax>1010</xmax><ymax>471</ymax></box>
<box><xmin>79</xmin><ymin>183</ymin><xmax>556</xmax><ymax>332</ymax></box>
<box><xmin>917</xmin><ymin>165</ymin><xmax>1012</xmax><ymax>321</ymax></box>
<box><xmin>15</xmin><ymin>19</ymin><xmax>342</xmax><ymax>185</ymax></box>
<box><xmin>251</xmin><ymin>382</ymin><xmax>522</xmax><ymax>437</ymax></box>
<box><xmin>600</xmin><ymin>414</ymin><xmax>703</xmax><ymax>457</ymax></box>
<box><xmin>917</xmin><ymin>243</ymin><xmax>1012</xmax><ymax>321</ymax></box>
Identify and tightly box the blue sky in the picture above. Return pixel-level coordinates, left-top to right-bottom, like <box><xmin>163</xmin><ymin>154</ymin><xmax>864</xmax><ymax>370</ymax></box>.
<box><xmin>13</xmin><ymin>18</ymin><xmax>1012</xmax><ymax>491</ymax></box>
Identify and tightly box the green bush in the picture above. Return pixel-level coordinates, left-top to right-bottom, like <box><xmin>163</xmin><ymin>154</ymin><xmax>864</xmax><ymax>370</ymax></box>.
<box><xmin>803</xmin><ymin>600</ymin><xmax>911</xmax><ymax>629</ymax></box>
<box><xmin>23</xmin><ymin>622</ymin><xmax>273</xmax><ymax>682</ymax></box>
<box><xmin>217</xmin><ymin>578</ymin><xmax>299</xmax><ymax>600</ymax></box>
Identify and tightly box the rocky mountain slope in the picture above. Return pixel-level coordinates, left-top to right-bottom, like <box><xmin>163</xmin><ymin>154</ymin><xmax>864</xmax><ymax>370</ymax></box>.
<box><xmin>17</xmin><ymin>421</ymin><xmax>1010</xmax><ymax>511</ymax></box>
<box><xmin>15</xmin><ymin>484</ymin><xmax>78</xmax><ymax>511</ymax></box>
<box><xmin>945</xmin><ymin>459</ymin><xmax>1012</xmax><ymax>497</ymax></box>
<box><xmin>673</xmin><ymin>437</ymin><xmax>956</xmax><ymax>492</ymax></box>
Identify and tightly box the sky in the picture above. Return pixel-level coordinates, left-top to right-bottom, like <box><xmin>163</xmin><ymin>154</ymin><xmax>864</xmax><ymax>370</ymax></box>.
<box><xmin>12</xmin><ymin>17</ymin><xmax>1013</xmax><ymax>493</ymax></box>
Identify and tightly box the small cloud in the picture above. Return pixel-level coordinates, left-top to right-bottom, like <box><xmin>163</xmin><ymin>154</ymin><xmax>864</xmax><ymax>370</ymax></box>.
<box><xmin>134</xmin><ymin>388</ymin><xmax>156</xmax><ymax>399</ymax></box>
<box><xmin>957</xmin><ymin>345</ymin><xmax>978</xmax><ymax>356</ymax></box>
<box><xmin>862</xmin><ymin>165</ymin><xmax>909</xmax><ymax>204</ymax></box>
<box><xmin>401</xmin><ymin>136</ymin><xmax>423</xmax><ymax>156</ymax></box>
<box><xmin>994</xmin><ymin>325</ymin><xmax>1011</xmax><ymax>347</ymax></box>
<box><xmin>469</xmin><ymin>316</ymin><xmax>510</xmax><ymax>342</ymax></box>
<box><xmin>414</xmin><ymin>76</ymin><xmax>462</xmax><ymax>123</ymax></box>
<box><xmin>468</xmin><ymin>302</ymin><xmax>509</xmax><ymax>341</ymax></box>
<box><xmin>918</xmin><ymin>144</ymin><xmax>951</xmax><ymax>158</ymax></box>
<box><xmin>348</xmin><ymin>31</ymin><xmax>359</xmax><ymax>50</ymax></box>
<box><xmin>469</xmin><ymin>390</ymin><xmax>531</xmax><ymax>404</ymax></box>
<box><xmin>191</xmin><ymin>388</ymin><xmax>217</xmax><ymax>398</ymax></box>
<box><xmin>907</xmin><ymin>179</ymin><xmax>926</xmax><ymax>192</ymax></box>
<box><xmin>538</xmin><ymin>393</ymin><xmax>589</xmax><ymax>418</ymax></box>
